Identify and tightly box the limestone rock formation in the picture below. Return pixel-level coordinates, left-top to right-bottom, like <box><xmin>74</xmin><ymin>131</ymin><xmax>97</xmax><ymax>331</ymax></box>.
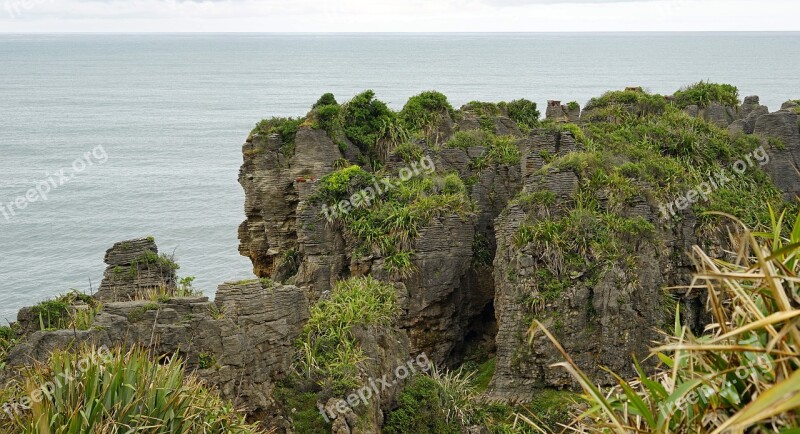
<box><xmin>7</xmin><ymin>276</ymin><xmax>309</xmax><ymax>416</ymax></box>
<box><xmin>94</xmin><ymin>238</ymin><xmax>177</xmax><ymax>302</ymax></box>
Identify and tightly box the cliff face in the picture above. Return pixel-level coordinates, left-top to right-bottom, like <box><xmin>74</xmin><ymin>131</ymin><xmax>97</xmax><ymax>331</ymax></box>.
<box><xmin>237</xmin><ymin>88</ymin><xmax>800</xmax><ymax>401</ymax></box>
<box><xmin>4</xmin><ymin>86</ymin><xmax>800</xmax><ymax>433</ymax></box>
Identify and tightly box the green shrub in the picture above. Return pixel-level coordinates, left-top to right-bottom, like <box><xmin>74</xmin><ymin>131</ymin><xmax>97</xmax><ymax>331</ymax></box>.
<box><xmin>585</xmin><ymin>90</ymin><xmax>667</xmax><ymax>115</ymax></box>
<box><xmin>393</xmin><ymin>141</ymin><xmax>425</xmax><ymax>163</ymax></box>
<box><xmin>383</xmin><ymin>376</ymin><xmax>462</xmax><ymax>434</ymax></box>
<box><xmin>444</xmin><ymin>130</ymin><xmax>493</xmax><ymax>150</ymax></box>
<box><xmin>400</xmin><ymin>91</ymin><xmax>455</xmax><ymax>131</ymax></box>
<box><xmin>30</xmin><ymin>290</ymin><xmax>101</xmax><ymax>331</ymax></box>
<box><xmin>0</xmin><ymin>346</ymin><xmax>265</xmax><ymax>433</ymax></box>
<box><xmin>566</xmin><ymin>101</ymin><xmax>580</xmax><ymax>111</ymax></box>
<box><xmin>674</xmin><ymin>80</ymin><xmax>739</xmax><ymax>108</ymax></box>
<box><xmin>298</xmin><ymin>276</ymin><xmax>399</xmax><ymax>395</ymax></box>
<box><xmin>252</xmin><ymin>117</ymin><xmax>305</xmax><ymax>156</ymax></box>
<box><xmin>313</xmin><ymin>92</ymin><xmax>338</xmax><ymax>108</ymax></box>
<box><xmin>341</xmin><ymin>90</ymin><xmax>395</xmax><ymax>155</ymax></box>
<box><xmin>274</xmin><ymin>384</ymin><xmax>331</xmax><ymax>434</ymax></box>
<box><xmin>312</xmin><ymin>165</ymin><xmax>375</xmax><ymax>205</ymax></box>
<box><xmin>0</xmin><ymin>325</ymin><xmax>18</xmax><ymax>364</ymax></box>
<box><xmin>472</xmin><ymin>135</ymin><xmax>521</xmax><ymax>169</ymax></box>
<box><xmin>505</xmin><ymin>99</ymin><xmax>540</xmax><ymax>130</ymax></box>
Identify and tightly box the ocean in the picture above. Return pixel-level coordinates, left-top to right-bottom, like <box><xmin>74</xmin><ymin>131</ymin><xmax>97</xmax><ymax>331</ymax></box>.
<box><xmin>1</xmin><ymin>32</ymin><xmax>799</xmax><ymax>323</ymax></box>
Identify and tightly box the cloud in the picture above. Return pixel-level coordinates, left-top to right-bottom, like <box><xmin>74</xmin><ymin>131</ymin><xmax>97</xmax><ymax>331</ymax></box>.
<box><xmin>0</xmin><ymin>0</ymin><xmax>797</xmax><ymax>32</ymax></box>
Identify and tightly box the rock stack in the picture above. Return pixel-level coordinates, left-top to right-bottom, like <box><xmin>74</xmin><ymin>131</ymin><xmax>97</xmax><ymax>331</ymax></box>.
<box><xmin>94</xmin><ymin>238</ymin><xmax>177</xmax><ymax>302</ymax></box>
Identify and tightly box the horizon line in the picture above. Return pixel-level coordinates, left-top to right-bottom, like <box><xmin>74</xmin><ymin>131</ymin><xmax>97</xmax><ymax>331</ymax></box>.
<box><xmin>1</xmin><ymin>30</ymin><xmax>800</xmax><ymax>35</ymax></box>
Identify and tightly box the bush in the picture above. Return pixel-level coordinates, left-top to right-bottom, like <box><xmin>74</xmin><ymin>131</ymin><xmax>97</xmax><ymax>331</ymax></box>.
<box><xmin>444</xmin><ymin>130</ymin><xmax>493</xmax><ymax>150</ymax></box>
<box><xmin>399</xmin><ymin>91</ymin><xmax>454</xmax><ymax>131</ymax></box>
<box><xmin>585</xmin><ymin>90</ymin><xmax>667</xmax><ymax>115</ymax></box>
<box><xmin>674</xmin><ymin>81</ymin><xmax>739</xmax><ymax>108</ymax></box>
<box><xmin>252</xmin><ymin>117</ymin><xmax>305</xmax><ymax>156</ymax></box>
<box><xmin>297</xmin><ymin>276</ymin><xmax>399</xmax><ymax>394</ymax></box>
<box><xmin>341</xmin><ymin>90</ymin><xmax>395</xmax><ymax>155</ymax></box>
<box><xmin>383</xmin><ymin>376</ymin><xmax>463</xmax><ymax>434</ymax></box>
<box><xmin>312</xmin><ymin>165</ymin><xmax>375</xmax><ymax>205</ymax></box>
<box><xmin>0</xmin><ymin>346</ymin><xmax>265</xmax><ymax>433</ymax></box>
<box><xmin>505</xmin><ymin>99</ymin><xmax>540</xmax><ymax>130</ymax></box>
<box><xmin>313</xmin><ymin>92</ymin><xmax>337</xmax><ymax>108</ymax></box>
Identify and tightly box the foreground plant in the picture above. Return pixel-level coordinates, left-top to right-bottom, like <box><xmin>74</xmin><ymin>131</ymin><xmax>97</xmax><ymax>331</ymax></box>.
<box><xmin>527</xmin><ymin>209</ymin><xmax>800</xmax><ymax>433</ymax></box>
<box><xmin>0</xmin><ymin>346</ymin><xmax>267</xmax><ymax>434</ymax></box>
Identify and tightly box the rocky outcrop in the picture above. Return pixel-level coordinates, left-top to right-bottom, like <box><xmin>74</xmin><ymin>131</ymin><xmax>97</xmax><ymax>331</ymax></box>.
<box><xmin>754</xmin><ymin>108</ymin><xmax>800</xmax><ymax>199</ymax></box>
<box><xmin>545</xmin><ymin>100</ymin><xmax>579</xmax><ymax>122</ymax></box>
<box><xmin>7</xmin><ymin>277</ymin><xmax>309</xmax><ymax>417</ymax></box>
<box><xmin>94</xmin><ymin>238</ymin><xmax>177</xmax><ymax>302</ymax></box>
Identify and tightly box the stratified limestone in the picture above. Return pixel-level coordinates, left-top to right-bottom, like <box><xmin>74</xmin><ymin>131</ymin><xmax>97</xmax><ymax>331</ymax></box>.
<box><xmin>754</xmin><ymin>108</ymin><xmax>800</xmax><ymax>199</ymax></box>
<box><xmin>94</xmin><ymin>238</ymin><xmax>177</xmax><ymax>302</ymax></box>
<box><xmin>6</xmin><ymin>279</ymin><xmax>309</xmax><ymax>416</ymax></box>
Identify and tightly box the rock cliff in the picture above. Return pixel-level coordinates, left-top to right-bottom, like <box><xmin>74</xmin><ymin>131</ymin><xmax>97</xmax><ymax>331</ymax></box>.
<box><xmin>3</xmin><ymin>84</ymin><xmax>800</xmax><ymax>433</ymax></box>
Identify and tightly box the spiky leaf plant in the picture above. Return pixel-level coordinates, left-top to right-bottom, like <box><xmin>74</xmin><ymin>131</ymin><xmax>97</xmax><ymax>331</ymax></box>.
<box><xmin>528</xmin><ymin>208</ymin><xmax>800</xmax><ymax>433</ymax></box>
<box><xmin>0</xmin><ymin>346</ymin><xmax>268</xmax><ymax>434</ymax></box>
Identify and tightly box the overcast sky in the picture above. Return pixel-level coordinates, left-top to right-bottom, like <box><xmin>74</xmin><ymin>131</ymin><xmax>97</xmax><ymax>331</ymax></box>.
<box><xmin>1</xmin><ymin>0</ymin><xmax>798</xmax><ymax>32</ymax></box>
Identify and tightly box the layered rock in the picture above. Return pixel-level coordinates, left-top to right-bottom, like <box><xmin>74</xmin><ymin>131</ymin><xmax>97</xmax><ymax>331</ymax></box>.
<box><xmin>7</xmin><ymin>278</ymin><xmax>309</xmax><ymax>417</ymax></box>
<box><xmin>94</xmin><ymin>238</ymin><xmax>177</xmax><ymax>302</ymax></box>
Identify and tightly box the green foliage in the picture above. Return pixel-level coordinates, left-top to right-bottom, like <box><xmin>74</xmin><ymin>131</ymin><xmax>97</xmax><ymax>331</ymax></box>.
<box><xmin>444</xmin><ymin>130</ymin><xmax>521</xmax><ymax>171</ymax></box>
<box><xmin>586</xmin><ymin>89</ymin><xmax>668</xmax><ymax>115</ymax></box>
<box><xmin>252</xmin><ymin>117</ymin><xmax>305</xmax><ymax>157</ymax></box>
<box><xmin>529</xmin><ymin>209</ymin><xmax>800</xmax><ymax>433</ymax></box>
<box><xmin>393</xmin><ymin>141</ymin><xmax>425</xmax><ymax>163</ymax></box>
<box><xmin>274</xmin><ymin>384</ymin><xmax>331</xmax><ymax>434</ymax></box>
<box><xmin>505</xmin><ymin>99</ymin><xmax>540</xmax><ymax>131</ymax></box>
<box><xmin>313</xmin><ymin>92</ymin><xmax>338</xmax><ymax>108</ymax></box>
<box><xmin>127</xmin><ymin>302</ymin><xmax>160</xmax><ymax>323</ymax></box>
<box><xmin>0</xmin><ymin>346</ymin><xmax>265</xmax><ymax>433</ymax></box>
<box><xmin>30</xmin><ymin>291</ymin><xmax>101</xmax><ymax>331</ymax></box>
<box><xmin>0</xmin><ymin>325</ymin><xmax>18</xmax><ymax>364</ymax></box>
<box><xmin>471</xmin><ymin>135</ymin><xmax>521</xmax><ymax>170</ymax></box>
<box><xmin>674</xmin><ymin>80</ymin><xmax>740</xmax><ymax>108</ymax></box>
<box><xmin>313</xmin><ymin>103</ymin><xmax>342</xmax><ymax>133</ymax></box>
<box><xmin>312</xmin><ymin>165</ymin><xmax>376</xmax><ymax>205</ymax></box>
<box><xmin>400</xmin><ymin>91</ymin><xmax>455</xmax><ymax>131</ymax></box>
<box><xmin>383</xmin><ymin>376</ymin><xmax>463</xmax><ymax>434</ymax></box>
<box><xmin>526</xmin><ymin>389</ymin><xmax>582</xmax><ymax>431</ymax></box>
<box><xmin>297</xmin><ymin>276</ymin><xmax>399</xmax><ymax>395</ymax></box>
<box><xmin>198</xmin><ymin>352</ymin><xmax>217</xmax><ymax>369</ymax></box>
<box><xmin>566</xmin><ymin>101</ymin><xmax>580</xmax><ymax>111</ymax></box>
<box><xmin>129</xmin><ymin>250</ymin><xmax>180</xmax><ymax>278</ymax></box>
<box><xmin>472</xmin><ymin>232</ymin><xmax>493</xmax><ymax>266</ymax></box>
<box><xmin>341</xmin><ymin>90</ymin><xmax>395</xmax><ymax>156</ymax></box>
<box><xmin>321</xmin><ymin>168</ymin><xmax>474</xmax><ymax>276</ymax></box>
<box><xmin>444</xmin><ymin>130</ymin><xmax>493</xmax><ymax>150</ymax></box>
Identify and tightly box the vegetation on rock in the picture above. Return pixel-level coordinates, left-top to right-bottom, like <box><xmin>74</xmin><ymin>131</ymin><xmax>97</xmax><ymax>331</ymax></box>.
<box><xmin>529</xmin><ymin>209</ymin><xmax>800</xmax><ymax>433</ymax></box>
<box><xmin>0</xmin><ymin>346</ymin><xmax>265</xmax><ymax>434</ymax></box>
<box><xmin>674</xmin><ymin>80</ymin><xmax>740</xmax><ymax>108</ymax></box>
<box><xmin>297</xmin><ymin>276</ymin><xmax>400</xmax><ymax>394</ymax></box>
<box><xmin>399</xmin><ymin>90</ymin><xmax>455</xmax><ymax>131</ymax></box>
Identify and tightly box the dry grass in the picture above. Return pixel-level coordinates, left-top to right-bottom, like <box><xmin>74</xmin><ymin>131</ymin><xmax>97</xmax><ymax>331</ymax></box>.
<box><xmin>527</xmin><ymin>208</ymin><xmax>800</xmax><ymax>433</ymax></box>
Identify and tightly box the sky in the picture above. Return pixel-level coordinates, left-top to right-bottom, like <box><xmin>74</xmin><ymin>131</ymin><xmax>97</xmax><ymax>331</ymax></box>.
<box><xmin>0</xmin><ymin>0</ymin><xmax>798</xmax><ymax>33</ymax></box>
